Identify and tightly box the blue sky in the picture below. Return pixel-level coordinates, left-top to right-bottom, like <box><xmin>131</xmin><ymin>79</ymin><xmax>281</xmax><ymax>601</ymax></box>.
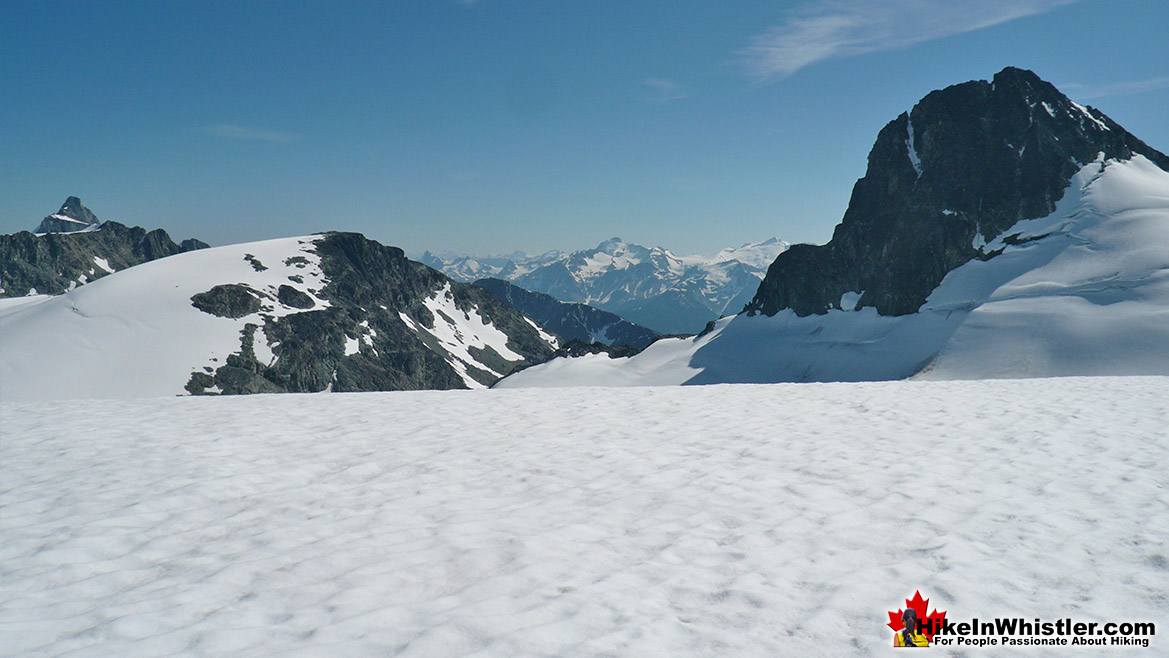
<box><xmin>2</xmin><ymin>0</ymin><xmax>1167</xmax><ymax>255</ymax></box>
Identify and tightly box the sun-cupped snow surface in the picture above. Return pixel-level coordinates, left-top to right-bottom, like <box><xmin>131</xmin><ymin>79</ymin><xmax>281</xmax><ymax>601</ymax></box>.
<box><xmin>502</xmin><ymin>155</ymin><xmax>1169</xmax><ymax>388</ymax></box>
<box><xmin>1</xmin><ymin>378</ymin><xmax>1165</xmax><ymax>657</ymax></box>
<box><xmin>0</xmin><ymin>236</ymin><xmax>330</xmax><ymax>401</ymax></box>
<box><xmin>398</xmin><ymin>283</ymin><xmax>526</xmax><ymax>388</ymax></box>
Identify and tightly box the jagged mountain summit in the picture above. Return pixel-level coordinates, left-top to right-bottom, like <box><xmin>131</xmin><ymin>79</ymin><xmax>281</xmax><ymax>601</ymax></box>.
<box><xmin>474</xmin><ymin>277</ymin><xmax>659</xmax><ymax>350</ymax></box>
<box><xmin>424</xmin><ymin>237</ymin><xmax>789</xmax><ymax>334</ymax></box>
<box><xmin>747</xmin><ymin>66</ymin><xmax>1169</xmax><ymax>318</ymax></box>
<box><xmin>500</xmin><ymin>67</ymin><xmax>1169</xmax><ymax>387</ymax></box>
<box><xmin>1</xmin><ymin>232</ymin><xmax>557</xmax><ymax>400</ymax></box>
<box><xmin>35</xmin><ymin>196</ymin><xmax>101</xmax><ymax>234</ymax></box>
<box><xmin>1</xmin><ymin>197</ymin><xmax>210</xmax><ymax>297</ymax></box>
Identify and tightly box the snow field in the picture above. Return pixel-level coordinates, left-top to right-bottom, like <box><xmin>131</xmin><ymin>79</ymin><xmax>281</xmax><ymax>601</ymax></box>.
<box><xmin>2</xmin><ymin>377</ymin><xmax>1166</xmax><ymax>656</ymax></box>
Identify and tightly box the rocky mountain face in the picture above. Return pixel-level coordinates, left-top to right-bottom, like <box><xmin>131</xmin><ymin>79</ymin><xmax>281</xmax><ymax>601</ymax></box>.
<box><xmin>34</xmin><ymin>196</ymin><xmax>101</xmax><ymax>233</ymax></box>
<box><xmin>182</xmin><ymin>233</ymin><xmax>560</xmax><ymax>394</ymax></box>
<box><xmin>1</xmin><ymin>197</ymin><xmax>209</xmax><ymax>297</ymax></box>
<box><xmin>474</xmin><ymin>277</ymin><xmax>659</xmax><ymax>349</ymax></box>
<box><xmin>425</xmin><ymin>237</ymin><xmax>788</xmax><ymax>335</ymax></box>
<box><xmin>747</xmin><ymin>67</ymin><xmax>1169</xmax><ymax>318</ymax></box>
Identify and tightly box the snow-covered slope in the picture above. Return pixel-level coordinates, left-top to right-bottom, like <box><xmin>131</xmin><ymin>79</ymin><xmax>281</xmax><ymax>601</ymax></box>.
<box><xmin>0</xmin><ymin>234</ymin><xmax>555</xmax><ymax>401</ymax></box>
<box><xmin>2</xmin><ymin>237</ymin><xmax>321</xmax><ymax>400</ymax></box>
<box><xmin>500</xmin><ymin>155</ymin><xmax>1169</xmax><ymax>387</ymax></box>
<box><xmin>3</xmin><ymin>378</ymin><xmax>1165</xmax><ymax>656</ymax></box>
<box><xmin>423</xmin><ymin>238</ymin><xmax>789</xmax><ymax>335</ymax></box>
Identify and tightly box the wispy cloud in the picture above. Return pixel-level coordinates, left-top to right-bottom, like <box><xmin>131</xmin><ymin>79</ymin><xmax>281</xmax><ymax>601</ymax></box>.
<box><xmin>200</xmin><ymin>124</ymin><xmax>301</xmax><ymax>143</ymax></box>
<box><xmin>644</xmin><ymin>78</ymin><xmax>689</xmax><ymax>103</ymax></box>
<box><xmin>739</xmin><ymin>0</ymin><xmax>1080</xmax><ymax>82</ymax></box>
<box><xmin>1062</xmin><ymin>76</ymin><xmax>1169</xmax><ymax>100</ymax></box>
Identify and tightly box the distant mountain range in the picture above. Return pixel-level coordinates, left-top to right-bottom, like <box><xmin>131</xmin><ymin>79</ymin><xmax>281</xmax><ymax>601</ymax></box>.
<box><xmin>420</xmin><ymin>237</ymin><xmax>789</xmax><ymax>334</ymax></box>
<box><xmin>0</xmin><ymin>198</ymin><xmax>660</xmax><ymax>401</ymax></box>
<box><xmin>7</xmin><ymin>67</ymin><xmax>1165</xmax><ymax>400</ymax></box>
<box><xmin>474</xmin><ymin>277</ymin><xmax>659</xmax><ymax>349</ymax></box>
<box><xmin>503</xmin><ymin>67</ymin><xmax>1169</xmax><ymax>387</ymax></box>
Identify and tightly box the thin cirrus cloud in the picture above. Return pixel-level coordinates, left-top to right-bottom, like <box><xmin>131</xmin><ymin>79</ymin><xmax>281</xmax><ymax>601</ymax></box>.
<box><xmin>739</xmin><ymin>0</ymin><xmax>1081</xmax><ymax>82</ymax></box>
<box><xmin>1063</xmin><ymin>76</ymin><xmax>1169</xmax><ymax>100</ymax></box>
<box><xmin>200</xmin><ymin>124</ymin><xmax>302</xmax><ymax>143</ymax></box>
<box><xmin>644</xmin><ymin>78</ymin><xmax>689</xmax><ymax>103</ymax></box>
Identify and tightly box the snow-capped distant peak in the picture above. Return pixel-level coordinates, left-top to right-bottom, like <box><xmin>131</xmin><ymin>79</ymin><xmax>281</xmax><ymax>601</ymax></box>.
<box><xmin>426</xmin><ymin>235</ymin><xmax>792</xmax><ymax>334</ymax></box>
<box><xmin>708</xmin><ymin>239</ymin><xmax>790</xmax><ymax>269</ymax></box>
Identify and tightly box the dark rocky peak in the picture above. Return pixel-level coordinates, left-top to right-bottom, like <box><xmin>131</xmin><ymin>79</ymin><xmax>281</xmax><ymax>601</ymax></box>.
<box><xmin>180</xmin><ymin>238</ymin><xmax>211</xmax><ymax>251</ymax></box>
<box><xmin>418</xmin><ymin>250</ymin><xmax>444</xmax><ymax>268</ymax></box>
<box><xmin>140</xmin><ymin>228</ymin><xmax>184</xmax><ymax>261</ymax></box>
<box><xmin>57</xmin><ymin>196</ymin><xmax>100</xmax><ymax>224</ymax></box>
<box><xmin>36</xmin><ymin>196</ymin><xmax>101</xmax><ymax>233</ymax></box>
<box><xmin>747</xmin><ymin>66</ymin><xmax>1169</xmax><ymax>319</ymax></box>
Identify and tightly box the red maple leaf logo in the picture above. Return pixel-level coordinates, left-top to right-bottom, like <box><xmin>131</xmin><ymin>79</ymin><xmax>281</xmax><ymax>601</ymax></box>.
<box><xmin>887</xmin><ymin>590</ymin><xmax>947</xmax><ymax>641</ymax></box>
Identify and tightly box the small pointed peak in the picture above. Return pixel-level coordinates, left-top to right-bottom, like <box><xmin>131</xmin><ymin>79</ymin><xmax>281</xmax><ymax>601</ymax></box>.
<box><xmin>35</xmin><ymin>196</ymin><xmax>100</xmax><ymax>233</ymax></box>
<box><xmin>992</xmin><ymin>66</ymin><xmax>1042</xmax><ymax>85</ymax></box>
<box><xmin>55</xmin><ymin>196</ymin><xmax>100</xmax><ymax>224</ymax></box>
<box><xmin>989</xmin><ymin>66</ymin><xmax>1064</xmax><ymax>102</ymax></box>
<box><xmin>596</xmin><ymin>236</ymin><xmax>626</xmax><ymax>251</ymax></box>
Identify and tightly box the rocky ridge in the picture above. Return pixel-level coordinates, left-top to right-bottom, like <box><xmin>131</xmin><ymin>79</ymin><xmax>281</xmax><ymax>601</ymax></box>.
<box><xmin>1</xmin><ymin>197</ymin><xmax>209</xmax><ymax>297</ymax></box>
